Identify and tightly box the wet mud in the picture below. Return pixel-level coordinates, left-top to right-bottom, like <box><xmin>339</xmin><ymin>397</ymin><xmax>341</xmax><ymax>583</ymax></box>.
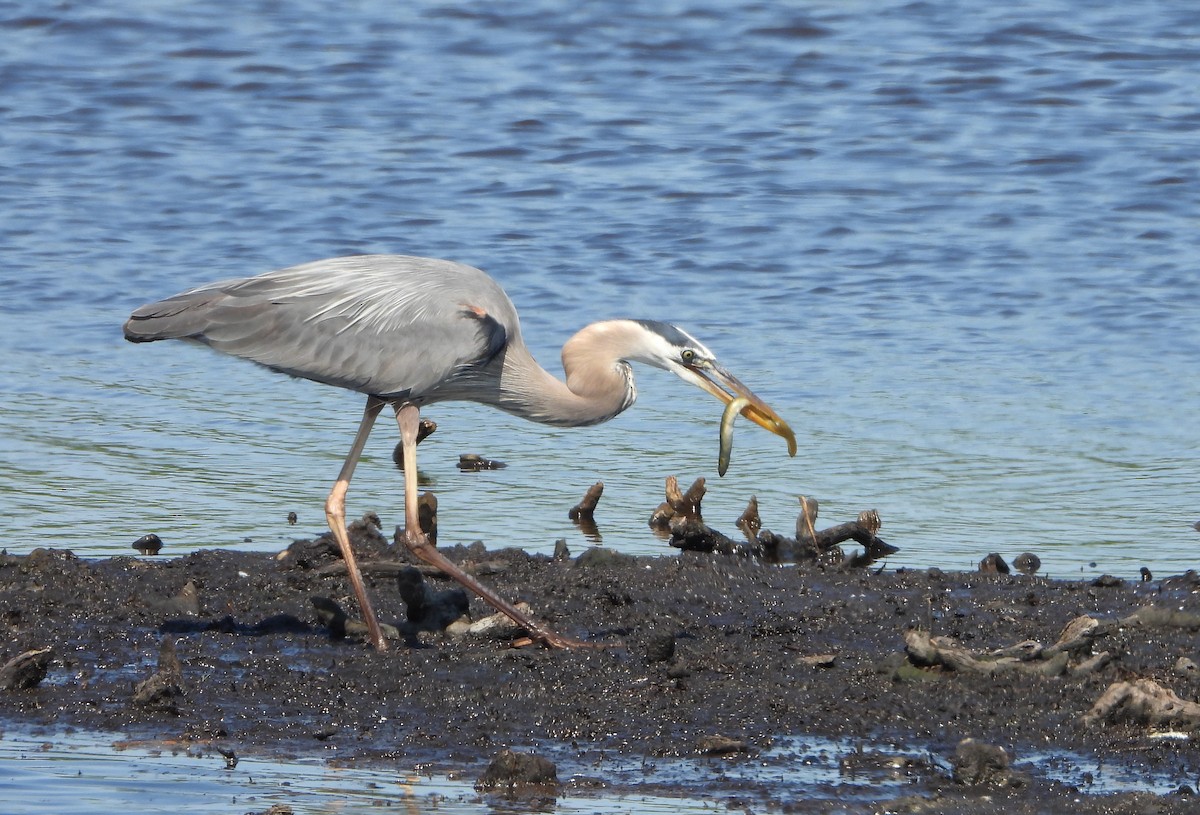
<box><xmin>2</xmin><ymin>519</ymin><xmax>1199</xmax><ymax>814</ymax></box>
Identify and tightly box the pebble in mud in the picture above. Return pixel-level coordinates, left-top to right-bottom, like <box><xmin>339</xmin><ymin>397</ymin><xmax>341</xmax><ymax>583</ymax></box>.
<box><xmin>952</xmin><ymin>738</ymin><xmax>1015</xmax><ymax>788</ymax></box>
<box><xmin>0</xmin><ymin>647</ymin><xmax>52</xmax><ymax>690</ymax></box>
<box><xmin>396</xmin><ymin>566</ymin><xmax>469</xmax><ymax>630</ymax></box>
<box><xmin>476</xmin><ymin>749</ymin><xmax>557</xmax><ymax>795</ymax></box>
<box><xmin>642</xmin><ymin>630</ymin><xmax>676</xmax><ymax>663</ymax></box>
<box><xmin>697</xmin><ymin>735</ymin><xmax>751</xmax><ymax>755</ymax></box>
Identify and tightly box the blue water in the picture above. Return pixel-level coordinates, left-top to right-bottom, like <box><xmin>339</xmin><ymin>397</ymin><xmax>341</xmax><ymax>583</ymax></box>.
<box><xmin>1</xmin><ymin>727</ymin><xmax>1185</xmax><ymax>811</ymax></box>
<box><xmin>1</xmin><ymin>0</ymin><xmax>1197</xmax><ymax>579</ymax></box>
<box><xmin>0</xmin><ymin>728</ymin><xmax>713</xmax><ymax>814</ymax></box>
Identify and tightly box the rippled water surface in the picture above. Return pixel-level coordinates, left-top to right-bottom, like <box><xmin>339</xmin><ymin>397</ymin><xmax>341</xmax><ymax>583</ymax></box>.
<box><xmin>2</xmin><ymin>727</ymin><xmax>1187</xmax><ymax>812</ymax></box>
<box><xmin>0</xmin><ymin>729</ymin><xmax>719</xmax><ymax>814</ymax></box>
<box><xmin>2</xmin><ymin>0</ymin><xmax>1198</xmax><ymax>580</ymax></box>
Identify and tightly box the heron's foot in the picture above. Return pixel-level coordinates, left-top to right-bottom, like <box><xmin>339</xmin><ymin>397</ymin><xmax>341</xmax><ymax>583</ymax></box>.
<box><xmin>512</xmin><ymin>630</ymin><xmax>622</xmax><ymax>650</ymax></box>
<box><xmin>402</xmin><ymin>527</ymin><xmax>435</xmax><ymax>551</ymax></box>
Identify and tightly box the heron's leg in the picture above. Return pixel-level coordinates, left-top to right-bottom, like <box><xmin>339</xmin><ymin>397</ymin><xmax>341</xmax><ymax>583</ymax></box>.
<box><xmin>325</xmin><ymin>396</ymin><xmax>388</xmax><ymax>651</ymax></box>
<box><xmin>393</xmin><ymin>403</ymin><xmax>592</xmax><ymax>649</ymax></box>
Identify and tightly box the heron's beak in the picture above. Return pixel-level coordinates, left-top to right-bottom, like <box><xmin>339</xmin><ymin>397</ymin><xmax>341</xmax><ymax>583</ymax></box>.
<box><xmin>681</xmin><ymin>361</ymin><xmax>798</xmax><ymax>457</ymax></box>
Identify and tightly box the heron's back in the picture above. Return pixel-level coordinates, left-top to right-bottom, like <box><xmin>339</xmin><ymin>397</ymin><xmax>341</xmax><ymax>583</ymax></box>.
<box><xmin>124</xmin><ymin>254</ymin><xmax>519</xmax><ymax>399</ymax></box>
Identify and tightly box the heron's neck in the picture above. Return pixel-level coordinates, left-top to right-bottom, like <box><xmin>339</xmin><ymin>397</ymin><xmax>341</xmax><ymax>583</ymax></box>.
<box><xmin>497</xmin><ymin>321</ymin><xmax>640</xmax><ymax>427</ymax></box>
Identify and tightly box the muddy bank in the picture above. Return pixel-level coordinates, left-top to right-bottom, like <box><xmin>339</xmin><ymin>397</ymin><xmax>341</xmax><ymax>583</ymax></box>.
<box><xmin>2</xmin><ymin>520</ymin><xmax>1199</xmax><ymax>814</ymax></box>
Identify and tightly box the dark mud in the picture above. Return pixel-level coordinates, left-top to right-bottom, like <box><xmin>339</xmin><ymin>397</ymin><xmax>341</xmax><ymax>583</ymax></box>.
<box><xmin>2</xmin><ymin>520</ymin><xmax>1199</xmax><ymax>814</ymax></box>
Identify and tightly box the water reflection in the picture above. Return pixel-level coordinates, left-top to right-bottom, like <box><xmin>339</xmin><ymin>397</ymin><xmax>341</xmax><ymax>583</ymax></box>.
<box><xmin>4</xmin><ymin>727</ymin><xmax>1184</xmax><ymax>814</ymax></box>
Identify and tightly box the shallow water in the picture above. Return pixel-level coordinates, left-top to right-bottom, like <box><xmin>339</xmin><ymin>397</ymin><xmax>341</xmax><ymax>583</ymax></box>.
<box><xmin>1</xmin><ymin>1</ymin><xmax>1198</xmax><ymax>583</ymax></box>
<box><xmin>0</xmin><ymin>728</ymin><xmax>712</xmax><ymax>814</ymax></box>
<box><xmin>0</xmin><ymin>726</ymin><xmax>1189</xmax><ymax>813</ymax></box>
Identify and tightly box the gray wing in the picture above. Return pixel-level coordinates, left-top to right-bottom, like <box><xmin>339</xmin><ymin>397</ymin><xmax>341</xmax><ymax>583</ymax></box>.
<box><xmin>123</xmin><ymin>255</ymin><xmax>518</xmax><ymax>398</ymax></box>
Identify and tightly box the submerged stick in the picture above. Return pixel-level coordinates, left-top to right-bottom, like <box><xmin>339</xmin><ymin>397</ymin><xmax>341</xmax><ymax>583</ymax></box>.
<box><xmin>568</xmin><ymin>482</ymin><xmax>604</xmax><ymax>522</ymax></box>
<box><xmin>735</xmin><ymin>496</ymin><xmax>761</xmax><ymax>544</ymax></box>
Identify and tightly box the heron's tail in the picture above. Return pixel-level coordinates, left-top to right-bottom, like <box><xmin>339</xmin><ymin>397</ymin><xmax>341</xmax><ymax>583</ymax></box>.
<box><xmin>123</xmin><ymin>290</ymin><xmax>222</xmax><ymax>343</ymax></box>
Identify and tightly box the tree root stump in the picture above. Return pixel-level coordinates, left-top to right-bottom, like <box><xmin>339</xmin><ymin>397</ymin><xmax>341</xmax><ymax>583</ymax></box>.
<box><xmin>131</xmin><ymin>637</ymin><xmax>185</xmax><ymax>714</ymax></box>
<box><xmin>568</xmin><ymin>482</ymin><xmax>603</xmax><ymax>538</ymax></box>
<box><xmin>1084</xmin><ymin>678</ymin><xmax>1200</xmax><ymax>728</ymax></box>
<box><xmin>904</xmin><ymin>615</ymin><xmax>1111</xmax><ymax>679</ymax></box>
<box><xmin>656</xmin><ymin>481</ymin><xmax>898</xmax><ymax>568</ymax></box>
<box><xmin>0</xmin><ymin>647</ymin><xmax>52</xmax><ymax>690</ymax></box>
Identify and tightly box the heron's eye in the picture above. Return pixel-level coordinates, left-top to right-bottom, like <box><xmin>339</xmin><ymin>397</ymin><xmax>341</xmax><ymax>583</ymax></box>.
<box><xmin>681</xmin><ymin>349</ymin><xmax>697</xmax><ymax>364</ymax></box>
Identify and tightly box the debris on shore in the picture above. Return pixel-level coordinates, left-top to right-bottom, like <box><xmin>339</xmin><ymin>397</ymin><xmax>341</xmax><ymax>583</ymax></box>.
<box><xmin>2</xmin><ymin>506</ymin><xmax>1200</xmax><ymax>813</ymax></box>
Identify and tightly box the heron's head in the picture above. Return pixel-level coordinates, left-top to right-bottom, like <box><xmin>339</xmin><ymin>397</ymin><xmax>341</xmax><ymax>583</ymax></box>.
<box><xmin>628</xmin><ymin>320</ymin><xmax>798</xmax><ymax>461</ymax></box>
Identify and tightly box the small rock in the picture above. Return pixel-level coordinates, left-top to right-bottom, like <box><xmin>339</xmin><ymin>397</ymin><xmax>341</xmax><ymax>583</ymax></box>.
<box><xmin>475</xmin><ymin>750</ymin><xmax>557</xmax><ymax>794</ymax></box>
<box><xmin>1013</xmin><ymin>552</ymin><xmax>1040</xmax><ymax>575</ymax></box>
<box><xmin>951</xmin><ymin>738</ymin><xmax>1011</xmax><ymax>787</ymax></box>
<box><xmin>643</xmin><ymin>631</ymin><xmax>676</xmax><ymax>663</ymax></box>
<box><xmin>1092</xmin><ymin>574</ymin><xmax>1124</xmax><ymax>588</ymax></box>
<box><xmin>246</xmin><ymin>805</ymin><xmax>294</xmax><ymax>815</ymax></box>
<box><xmin>132</xmin><ymin>534</ymin><xmax>163</xmax><ymax>555</ymax></box>
<box><xmin>697</xmin><ymin>735</ymin><xmax>751</xmax><ymax>756</ymax></box>
<box><xmin>445</xmin><ymin>605</ymin><xmax>528</xmax><ymax>641</ymax></box>
<box><xmin>458</xmin><ymin>453</ymin><xmax>506</xmax><ymax>471</ymax></box>
<box><xmin>978</xmin><ymin>553</ymin><xmax>1009</xmax><ymax>574</ymax></box>
<box><xmin>1174</xmin><ymin>657</ymin><xmax>1198</xmax><ymax>676</ymax></box>
<box><xmin>798</xmin><ymin>653</ymin><xmax>837</xmax><ymax>669</ymax></box>
<box><xmin>287</xmin><ymin>512</ymin><xmax>298</xmax><ymax>525</ymax></box>
<box><xmin>396</xmin><ymin>566</ymin><xmax>469</xmax><ymax>630</ymax></box>
<box><xmin>0</xmin><ymin>647</ymin><xmax>52</xmax><ymax>690</ymax></box>
<box><xmin>574</xmin><ymin>547</ymin><xmax>635</xmax><ymax>568</ymax></box>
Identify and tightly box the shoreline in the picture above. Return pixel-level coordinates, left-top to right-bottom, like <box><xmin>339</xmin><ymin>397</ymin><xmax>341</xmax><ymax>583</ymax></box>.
<box><xmin>2</xmin><ymin>527</ymin><xmax>1198</xmax><ymax>813</ymax></box>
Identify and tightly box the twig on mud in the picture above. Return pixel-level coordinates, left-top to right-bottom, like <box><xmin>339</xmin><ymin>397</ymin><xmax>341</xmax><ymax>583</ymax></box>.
<box><xmin>903</xmin><ymin>615</ymin><xmax>1112</xmax><ymax>679</ymax></box>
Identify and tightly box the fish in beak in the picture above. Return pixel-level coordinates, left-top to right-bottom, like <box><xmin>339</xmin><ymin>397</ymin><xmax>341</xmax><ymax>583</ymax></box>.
<box><xmin>676</xmin><ymin>359</ymin><xmax>798</xmax><ymax>475</ymax></box>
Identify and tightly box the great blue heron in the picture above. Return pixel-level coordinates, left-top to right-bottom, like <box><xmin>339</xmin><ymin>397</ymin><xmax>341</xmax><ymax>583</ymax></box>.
<box><xmin>124</xmin><ymin>254</ymin><xmax>796</xmax><ymax>650</ymax></box>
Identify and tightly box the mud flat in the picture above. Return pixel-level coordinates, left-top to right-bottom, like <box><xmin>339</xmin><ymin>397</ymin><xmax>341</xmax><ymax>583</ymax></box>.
<box><xmin>2</xmin><ymin>519</ymin><xmax>1199</xmax><ymax>814</ymax></box>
